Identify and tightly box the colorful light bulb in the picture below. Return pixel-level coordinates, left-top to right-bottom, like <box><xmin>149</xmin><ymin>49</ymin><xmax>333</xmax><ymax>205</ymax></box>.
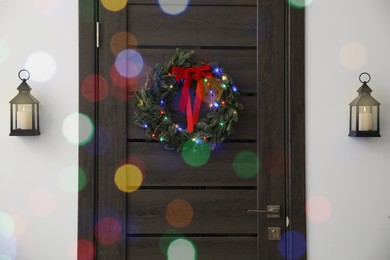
<box><xmin>176</xmin><ymin>124</ymin><xmax>183</xmax><ymax>131</ymax></box>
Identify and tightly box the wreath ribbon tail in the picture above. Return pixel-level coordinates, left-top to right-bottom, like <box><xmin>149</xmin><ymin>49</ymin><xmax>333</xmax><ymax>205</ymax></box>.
<box><xmin>186</xmin><ymin>96</ymin><xmax>194</xmax><ymax>133</ymax></box>
<box><xmin>178</xmin><ymin>71</ymin><xmax>191</xmax><ymax>113</ymax></box>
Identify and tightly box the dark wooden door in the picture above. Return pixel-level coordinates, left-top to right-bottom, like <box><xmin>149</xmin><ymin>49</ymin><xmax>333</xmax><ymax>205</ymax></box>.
<box><xmin>78</xmin><ymin>0</ymin><xmax>305</xmax><ymax>259</ymax></box>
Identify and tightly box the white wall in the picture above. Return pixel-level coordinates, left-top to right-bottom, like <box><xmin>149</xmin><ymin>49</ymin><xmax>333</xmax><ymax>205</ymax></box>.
<box><xmin>0</xmin><ymin>0</ymin><xmax>78</xmax><ymax>259</ymax></box>
<box><xmin>306</xmin><ymin>0</ymin><xmax>390</xmax><ymax>259</ymax></box>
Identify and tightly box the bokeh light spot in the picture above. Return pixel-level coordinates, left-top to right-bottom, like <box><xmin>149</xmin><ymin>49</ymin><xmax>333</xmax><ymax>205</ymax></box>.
<box><xmin>101</xmin><ymin>0</ymin><xmax>127</xmax><ymax>12</ymax></box>
<box><xmin>0</xmin><ymin>211</ymin><xmax>14</xmax><ymax>240</ymax></box>
<box><xmin>167</xmin><ymin>238</ymin><xmax>197</xmax><ymax>260</ymax></box>
<box><xmin>181</xmin><ymin>140</ymin><xmax>211</xmax><ymax>167</ymax></box>
<box><xmin>94</xmin><ymin>217</ymin><xmax>122</xmax><ymax>245</ymax></box>
<box><xmin>62</xmin><ymin>113</ymin><xmax>94</xmax><ymax>146</ymax></box>
<box><xmin>25</xmin><ymin>51</ymin><xmax>56</xmax><ymax>83</ymax></box>
<box><xmin>27</xmin><ymin>189</ymin><xmax>56</xmax><ymax>217</ymax></box>
<box><xmin>111</xmin><ymin>62</ymin><xmax>150</xmax><ymax>97</ymax></box>
<box><xmin>58</xmin><ymin>165</ymin><xmax>82</xmax><ymax>194</ymax></box>
<box><xmin>81</xmin><ymin>74</ymin><xmax>109</xmax><ymax>102</ymax></box>
<box><xmin>306</xmin><ymin>195</ymin><xmax>332</xmax><ymax>223</ymax></box>
<box><xmin>233</xmin><ymin>151</ymin><xmax>258</xmax><ymax>179</ymax></box>
<box><xmin>32</xmin><ymin>0</ymin><xmax>61</xmax><ymax>15</ymax></box>
<box><xmin>339</xmin><ymin>41</ymin><xmax>367</xmax><ymax>70</ymax></box>
<box><xmin>0</xmin><ymin>39</ymin><xmax>10</xmax><ymax>64</ymax></box>
<box><xmin>77</xmin><ymin>239</ymin><xmax>95</xmax><ymax>260</ymax></box>
<box><xmin>0</xmin><ymin>254</ymin><xmax>13</xmax><ymax>260</ymax></box>
<box><xmin>110</xmin><ymin>31</ymin><xmax>138</xmax><ymax>56</ymax></box>
<box><xmin>6</xmin><ymin>209</ymin><xmax>28</xmax><ymax>239</ymax></box>
<box><xmin>79</xmin><ymin>169</ymin><xmax>88</xmax><ymax>192</ymax></box>
<box><xmin>159</xmin><ymin>230</ymin><xmax>184</xmax><ymax>254</ymax></box>
<box><xmin>0</xmin><ymin>235</ymin><xmax>17</xmax><ymax>260</ymax></box>
<box><xmin>110</xmin><ymin>83</ymin><xmax>131</xmax><ymax>101</ymax></box>
<box><xmin>288</xmin><ymin>0</ymin><xmax>314</xmax><ymax>9</ymax></box>
<box><xmin>120</xmin><ymin>156</ymin><xmax>148</xmax><ymax>180</ymax></box>
<box><xmin>278</xmin><ymin>230</ymin><xmax>306</xmax><ymax>259</ymax></box>
<box><xmin>159</xmin><ymin>0</ymin><xmax>189</xmax><ymax>15</ymax></box>
<box><xmin>110</xmin><ymin>63</ymin><xmax>136</xmax><ymax>89</ymax></box>
<box><xmin>114</xmin><ymin>164</ymin><xmax>143</xmax><ymax>193</ymax></box>
<box><xmin>165</xmin><ymin>199</ymin><xmax>194</xmax><ymax>228</ymax></box>
<box><xmin>115</xmin><ymin>49</ymin><xmax>144</xmax><ymax>78</ymax></box>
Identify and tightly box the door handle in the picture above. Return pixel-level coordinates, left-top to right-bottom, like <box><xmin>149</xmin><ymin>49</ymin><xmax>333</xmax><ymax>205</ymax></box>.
<box><xmin>247</xmin><ymin>205</ymin><xmax>280</xmax><ymax>218</ymax></box>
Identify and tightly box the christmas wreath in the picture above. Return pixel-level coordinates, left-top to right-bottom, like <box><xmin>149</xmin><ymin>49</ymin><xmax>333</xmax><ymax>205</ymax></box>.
<box><xmin>134</xmin><ymin>49</ymin><xmax>243</xmax><ymax>151</ymax></box>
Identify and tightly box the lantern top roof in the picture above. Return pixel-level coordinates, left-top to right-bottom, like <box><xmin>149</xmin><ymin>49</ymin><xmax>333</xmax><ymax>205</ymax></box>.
<box><xmin>17</xmin><ymin>80</ymin><xmax>32</xmax><ymax>92</ymax></box>
<box><xmin>357</xmin><ymin>82</ymin><xmax>372</xmax><ymax>94</ymax></box>
<box><xmin>9</xmin><ymin>79</ymin><xmax>39</xmax><ymax>104</ymax></box>
<box><xmin>349</xmin><ymin>82</ymin><xmax>381</xmax><ymax>106</ymax></box>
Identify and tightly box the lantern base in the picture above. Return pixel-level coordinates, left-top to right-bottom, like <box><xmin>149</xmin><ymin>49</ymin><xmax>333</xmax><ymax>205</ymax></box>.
<box><xmin>349</xmin><ymin>130</ymin><xmax>380</xmax><ymax>137</ymax></box>
<box><xmin>10</xmin><ymin>129</ymin><xmax>41</xmax><ymax>136</ymax></box>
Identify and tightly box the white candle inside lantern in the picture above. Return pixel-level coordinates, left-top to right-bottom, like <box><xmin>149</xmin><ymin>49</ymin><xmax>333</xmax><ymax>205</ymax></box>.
<box><xmin>17</xmin><ymin>105</ymin><xmax>32</xmax><ymax>129</ymax></box>
<box><xmin>359</xmin><ymin>106</ymin><xmax>373</xmax><ymax>131</ymax></box>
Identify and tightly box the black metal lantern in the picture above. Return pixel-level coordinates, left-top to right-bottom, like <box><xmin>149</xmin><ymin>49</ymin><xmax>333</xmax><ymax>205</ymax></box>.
<box><xmin>349</xmin><ymin>72</ymin><xmax>380</xmax><ymax>137</ymax></box>
<box><xmin>9</xmin><ymin>69</ymin><xmax>40</xmax><ymax>136</ymax></box>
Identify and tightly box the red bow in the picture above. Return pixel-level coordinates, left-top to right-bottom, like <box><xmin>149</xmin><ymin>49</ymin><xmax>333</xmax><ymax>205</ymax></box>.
<box><xmin>172</xmin><ymin>65</ymin><xmax>212</xmax><ymax>132</ymax></box>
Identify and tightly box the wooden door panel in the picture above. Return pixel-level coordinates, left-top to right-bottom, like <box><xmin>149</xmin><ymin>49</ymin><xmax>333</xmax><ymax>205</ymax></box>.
<box><xmin>127</xmin><ymin>237</ymin><xmax>257</xmax><ymax>260</ymax></box>
<box><xmin>127</xmin><ymin>5</ymin><xmax>256</xmax><ymax>47</ymax></box>
<box><xmin>127</xmin><ymin>189</ymin><xmax>256</xmax><ymax>234</ymax></box>
<box><xmin>128</xmin><ymin>96</ymin><xmax>257</xmax><ymax>140</ymax></box>
<box><xmin>127</xmin><ymin>142</ymin><xmax>256</xmax><ymax>186</ymax></box>
<box><xmin>124</xmin><ymin>1</ymin><xmax>259</xmax><ymax>258</ymax></box>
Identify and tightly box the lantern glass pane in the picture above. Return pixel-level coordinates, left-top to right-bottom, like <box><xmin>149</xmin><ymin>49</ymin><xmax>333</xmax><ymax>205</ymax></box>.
<box><xmin>17</xmin><ymin>104</ymin><xmax>33</xmax><ymax>130</ymax></box>
<box><xmin>33</xmin><ymin>104</ymin><xmax>39</xmax><ymax>130</ymax></box>
<box><xmin>351</xmin><ymin>106</ymin><xmax>357</xmax><ymax>131</ymax></box>
<box><xmin>372</xmin><ymin>106</ymin><xmax>378</xmax><ymax>131</ymax></box>
<box><xmin>11</xmin><ymin>104</ymin><xmax>17</xmax><ymax>130</ymax></box>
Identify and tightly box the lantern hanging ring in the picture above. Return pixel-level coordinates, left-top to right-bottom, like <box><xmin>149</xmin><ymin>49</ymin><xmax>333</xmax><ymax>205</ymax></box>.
<box><xmin>18</xmin><ymin>69</ymin><xmax>30</xmax><ymax>81</ymax></box>
<box><xmin>359</xmin><ymin>72</ymin><xmax>371</xmax><ymax>83</ymax></box>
